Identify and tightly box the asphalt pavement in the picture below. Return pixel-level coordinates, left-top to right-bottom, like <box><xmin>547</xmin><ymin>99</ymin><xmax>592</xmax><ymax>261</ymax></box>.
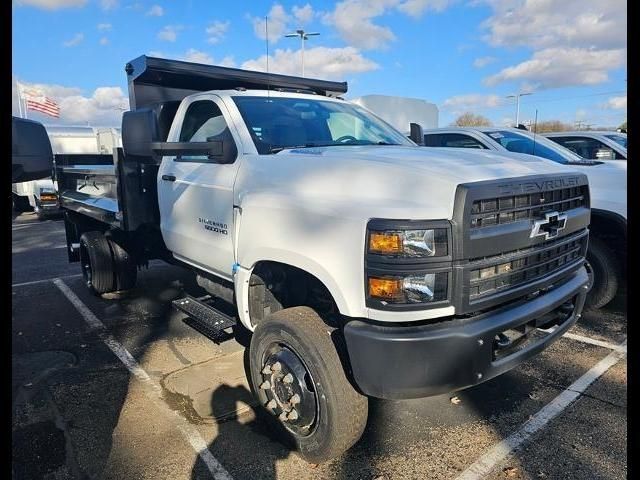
<box><xmin>12</xmin><ymin>211</ymin><xmax>627</xmax><ymax>480</ymax></box>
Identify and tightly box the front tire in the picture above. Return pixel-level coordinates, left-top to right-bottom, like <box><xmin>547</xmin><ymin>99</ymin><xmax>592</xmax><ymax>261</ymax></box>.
<box><xmin>248</xmin><ymin>306</ymin><xmax>368</xmax><ymax>463</ymax></box>
<box><xmin>584</xmin><ymin>236</ymin><xmax>620</xmax><ymax>310</ymax></box>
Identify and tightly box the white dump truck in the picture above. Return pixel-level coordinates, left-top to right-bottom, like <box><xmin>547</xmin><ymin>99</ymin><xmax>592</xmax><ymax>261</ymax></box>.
<box><xmin>12</xmin><ymin>56</ymin><xmax>592</xmax><ymax>463</ymax></box>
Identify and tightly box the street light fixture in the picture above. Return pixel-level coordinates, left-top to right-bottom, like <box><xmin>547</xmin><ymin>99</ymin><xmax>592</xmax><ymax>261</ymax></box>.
<box><xmin>506</xmin><ymin>92</ymin><xmax>532</xmax><ymax>126</ymax></box>
<box><xmin>284</xmin><ymin>29</ymin><xmax>320</xmax><ymax>77</ymax></box>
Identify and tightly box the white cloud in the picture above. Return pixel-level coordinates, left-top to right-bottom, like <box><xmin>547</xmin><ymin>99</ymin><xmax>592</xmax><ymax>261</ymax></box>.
<box><xmin>322</xmin><ymin>0</ymin><xmax>397</xmax><ymax>50</ymax></box>
<box><xmin>182</xmin><ymin>49</ymin><xmax>214</xmax><ymax>64</ymax></box>
<box><xmin>442</xmin><ymin>93</ymin><xmax>502</xmax><ymax>113</ymax></box>
<box><xmin>62</xmin><ymin>33</ymin><xmax>84</xmax><ymax>47</ymax></box>
<box><xmin>321</xmin><ymin>0</ymin><xmax>454</xmax><ymax>50</ymax></box>
<box><xmin>473</xmin><ymin>56</ymin><xmax>496</xmax><ymax>68</ymax></box>
<box><xmin>241</xmin><ymin>46</ymin><xmax>378</xmax><ymax>79</ymax></box>
<box><xmin>480</xmin><ymin>0</ymin><xmax>626</xmax><ymax>50</ymax></box>
<box><xmin>603</xmin><ymin>95</ymin><xmax>627</xmax><ymax>110</ymax></box>
<box><xmin>100</xmin><ymin>0</ymin><xmax>118</xmax><ymax>10</ymax></box>
<box><xmin>484</xmin><ymin>47</ymin><xmax>625</xmax><ymax>89</ymax></box>
<box><xmin>146</xmin><ymin>4</ymin><xmax>163</xmax><ymax>16</ymax></box>
<box><xmin>15</xmin><ymin>0</ymin><xmax>86</xmax><ymax>8</ymax></box>
<box><xmin>206</xmin><ymin>20</ymin><xmax>230</xmax><ymax>44</ymax></box>
<box><xmin>251</xmin><ymin>4</ymin><xmax>290</xmax><ymax>43</ymax></box>
<box><xmin>97</xmin><ymin>23</ymin><xmax>112</xmax><ymax>31</ymax></box>
<box><xmin>13</xmin><ymin>78</ymin><xmax>128</xmax><ymax>126</ymax></box>
<box><xmin>99</xmin><ymin>37</ymin><xmax>109</xmax><ymax>45</ymax></box>
<box><xmin>157</xmin><ymin>25</ymin><xmax>182</xmax><ymax>42</ymax></box>
<box><xmin>397</xmin><ymin>0</ymin><xmax>454</xmax><ymax>17</ymax></box>
<box><xmin>478</xmin><ymin>1</ymin><xmax>626</xmax><ymax>91</ymax></box>
<box><xmin>292</xmin><ymin>3</ymin><xmax>314</xmax><ymax>23</ymax></box>
<box><xmin>149</xmin><ymin>50</ymin><xmax>237</xmax><ymax>68</ymax></box>
<box><xmin>219</xmin><ymin>56</ymin><xmax>237</xmax><ymax>68</ymax></box>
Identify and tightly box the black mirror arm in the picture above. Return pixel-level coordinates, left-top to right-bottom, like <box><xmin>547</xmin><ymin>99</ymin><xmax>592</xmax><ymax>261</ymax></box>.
<box><xmin>149</xmin><ymin>141</ymin><xmax>223</xmax><ymax>158</ymax></box>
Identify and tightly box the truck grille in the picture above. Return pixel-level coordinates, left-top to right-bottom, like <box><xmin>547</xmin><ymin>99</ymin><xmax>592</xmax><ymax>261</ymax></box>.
<box><xmin>468</xmin><ymin>231</ymin><xmax>587</xmax><ymax>299</ymax></box>
<box><xmin>470</xmin><ymin>186</ymin><xmax>588</xmax><ymax>228</ymax></box>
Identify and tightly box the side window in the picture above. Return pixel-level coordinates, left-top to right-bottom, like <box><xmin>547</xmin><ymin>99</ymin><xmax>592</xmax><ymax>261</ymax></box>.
<box><xmin>425</xmin><ymin>133</ymin><xmax>487</xmax><ymax>149</ymax></box>
<box><xmin>552</xmin><ymin>136</ymin><xmax>622</xmax><ymax>160</ymax></box>
<box><xmin>178</xmin><ymin>100</ymin><xmax>233</xmax><ymax>161</ymax></box>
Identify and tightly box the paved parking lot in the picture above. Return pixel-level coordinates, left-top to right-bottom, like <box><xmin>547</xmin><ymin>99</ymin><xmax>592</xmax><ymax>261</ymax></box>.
<box><xmin>12</xmin><ymin>212</ymin><xmax>627</xmax><ymax>480</ymax></box>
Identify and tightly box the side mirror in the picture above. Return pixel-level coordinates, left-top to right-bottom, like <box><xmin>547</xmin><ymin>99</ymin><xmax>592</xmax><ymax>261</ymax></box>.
<box><xmin>12</xmin><ymin>117</ymin><xmax>54</xmax><ymax>183</ymax></box>
<box><xmin>409</xmin><ymin>122</ymin><xmax>424</xmax><ymax>145</ymax></box>
<box><xmin>122</xmin><ymin>109</ymin><xmax>159</xmax><ymax>157</ymax></box>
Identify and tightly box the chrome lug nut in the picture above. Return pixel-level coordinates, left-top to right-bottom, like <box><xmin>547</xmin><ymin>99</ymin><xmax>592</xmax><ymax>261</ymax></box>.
<box><xmin>278</xmin><ymin>411</ymin><xmax>288</xmax><ymax>422</ymax></box>
<box><xmin>266</xmin><ymin>399</ymin><xmax>277</xmax><ymax>409</ymax></box>
<box><xmin>287</xmin><ymin>409</ymin><xmax>299</xmax><ymax>421</ymax></box>
<box><xmin>271</xmin><ymin>362</ymin><xmax>282</xmax><ymax>373</ymax></box>
<box><xmin>283</xmin><ymin>373</ymin><xmax>294</xmax><ymax>384</ymax></box>
<box><xmin>259</xmin><ymin>380</ymin><xmax>271</xmax><ymax>390</ymax></box>
<box><xmin>289</xmin><ymin>394</ymin><xmax>301</xmax><ymax>405</ymax></box>
<box><xmin>261</xmin><ymin>365</ymin><xmax>272</xmax><ymax>375</ymax></box>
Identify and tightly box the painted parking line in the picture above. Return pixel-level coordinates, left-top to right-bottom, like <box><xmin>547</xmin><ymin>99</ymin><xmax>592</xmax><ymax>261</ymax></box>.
<box><xmin>53</xmin><ymin>278</ymin><xmax>234</xmax><ymax>480</ymax></box>
<box><xmin>12</xmin><ymin>273</ymin><xmax>83</xmax><ymax>288</ymax></box>
<box><xmin>539</xmin><ymin>327</ymin><xmax>626</xmax><ymax>352</ymax></box>
<box><xmin>456</xmin><ymin>341</ymin><xmax>627</xmax><ymax>480</ymax></box>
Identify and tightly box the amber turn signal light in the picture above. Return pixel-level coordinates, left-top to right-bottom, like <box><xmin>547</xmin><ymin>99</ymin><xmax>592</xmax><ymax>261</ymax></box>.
<box><xmin>368</xmin><ymin>277</ymin><xmax>403</xmax><ymax>301</ymax></box>
<box><xmin>369</xmin><ymin>231</ymin><xmax>402</xmax><ymax>254</ymax></box>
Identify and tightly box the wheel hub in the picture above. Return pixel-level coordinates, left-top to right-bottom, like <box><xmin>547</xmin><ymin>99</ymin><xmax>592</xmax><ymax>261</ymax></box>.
<box><xmin>259</xmin><ymin>345</ymin><xmax>317</xmax><ymax>435</ymax></box>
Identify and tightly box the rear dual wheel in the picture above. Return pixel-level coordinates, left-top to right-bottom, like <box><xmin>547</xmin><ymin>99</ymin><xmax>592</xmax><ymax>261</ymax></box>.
<box><xmin>79</xmin><ymin>231</ymin><xmax>137</xmax><ymax>295</ymax></box>
<box><xmin>249</xmin><ymin>306</ymin><xmax>368</xmax><ymax>464</ymax></box>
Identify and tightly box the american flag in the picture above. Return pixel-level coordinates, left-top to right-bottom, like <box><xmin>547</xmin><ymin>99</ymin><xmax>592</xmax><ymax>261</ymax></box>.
<box><xmin>26</xmin><ymin>96</ymin><xmax>60</xmax><ymax>118</ymax></box>
<box><xmin>19</xmin><ymin>83</ymin><xmax>60</xmax><ymax>118</ymax></box>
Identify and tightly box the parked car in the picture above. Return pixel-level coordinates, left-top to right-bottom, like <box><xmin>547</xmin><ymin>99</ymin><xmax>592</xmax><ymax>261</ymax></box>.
<box><xmin>12</xmin><ymin>57</ymin><xmax>594</xmax><ymax>463</ymax></box>
<box><xmin>423</xmin><ymin>126</ymin><xmax>626</xmax><ymax>310</ymax></box>
<box><xmin>543</xmin><ymin>131</ymin><xmax>627</xmax><ymax>161</ymax></box>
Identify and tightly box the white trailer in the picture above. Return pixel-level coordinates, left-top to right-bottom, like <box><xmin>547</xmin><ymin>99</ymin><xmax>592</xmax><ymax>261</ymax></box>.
<box><xmin>350</xmin><ymin>94</ymin><xmax>438</xmax><ymax>133</ymax></box>
<box><xmin>12</xmin><ymin>126</ymin><xmax>122</xmax><ymax>218</ymax></box>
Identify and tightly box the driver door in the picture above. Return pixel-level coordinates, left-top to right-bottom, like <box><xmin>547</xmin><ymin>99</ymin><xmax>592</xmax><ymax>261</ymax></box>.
<box><xmin>158</xmin><ymin>96</ymin><xmax>239</xmax><ymax>279</ymax></box>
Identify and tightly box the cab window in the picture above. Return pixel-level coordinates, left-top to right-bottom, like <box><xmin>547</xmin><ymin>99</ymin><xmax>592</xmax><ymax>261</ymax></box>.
<box><xmin>178</xmin><ymin>100</ymin><xmax>235</xmax><ymax>162</ymax></box>
<box><xmin>424</xmin><ymin>133</ymin><xmax>488</xmax><ymax>149</ymax></box>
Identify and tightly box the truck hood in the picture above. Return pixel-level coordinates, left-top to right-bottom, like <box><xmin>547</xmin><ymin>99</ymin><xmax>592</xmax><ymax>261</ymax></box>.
<box><xmin>235</xmin><ymin>145</ymin><xmax>583</xmax><ymax>220</ymax></box>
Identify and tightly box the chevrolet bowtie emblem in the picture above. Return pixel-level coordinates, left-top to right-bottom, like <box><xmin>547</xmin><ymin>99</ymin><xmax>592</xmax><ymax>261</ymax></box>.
<box><xmin>530</xmin><ymin>211</ymin><xmax>568</xmax><ymax>240</ymax></box>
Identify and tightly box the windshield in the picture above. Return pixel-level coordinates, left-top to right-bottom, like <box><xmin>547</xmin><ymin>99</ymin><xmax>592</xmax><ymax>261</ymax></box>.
<box><xmin>604</xmin><ymin>134</ymin><xmax>627</xmax><ymax>149</ymax></box>
<box><xmin>481</xmin><ymin>130</ymin><xmax>583</xmax><ymax>164</ymax></box>
<box><xmin>232</xmin><ymin>96</ymin><xmax>413</xmax><ymax>154</ymax></box>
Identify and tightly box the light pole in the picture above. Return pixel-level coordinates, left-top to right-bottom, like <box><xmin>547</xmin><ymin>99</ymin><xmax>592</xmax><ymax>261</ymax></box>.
<box><xmin>506</xmin><ymin>92</ymin><xmax>532</xmax><ymax>126</ymax></box>
<box><xmin>284</xmin><ymin>29</ymin><xmax>320</xmax><ymax>77</ymax></box>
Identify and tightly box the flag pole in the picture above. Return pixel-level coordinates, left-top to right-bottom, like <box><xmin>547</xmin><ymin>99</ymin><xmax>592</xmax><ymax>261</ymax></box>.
<box><xmin>16</xmin><ymin>81</ymin><xmax>24</xmax><ymax>118</ymax></box>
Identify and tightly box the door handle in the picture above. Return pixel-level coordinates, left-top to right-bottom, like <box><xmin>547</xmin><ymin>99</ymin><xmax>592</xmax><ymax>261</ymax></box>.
<box><xmin>161</xmin><ymin>174</ymin><xmax>176</xmax><ymax>182</ymax></box>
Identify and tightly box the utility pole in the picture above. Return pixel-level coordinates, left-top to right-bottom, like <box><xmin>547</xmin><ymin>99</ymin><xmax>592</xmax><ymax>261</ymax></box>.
<box><xmin>284</xmin><ymin>29</ymin><xmax>320</xmax><ymax>77</ymax></box>
<box><xmin>506</xmin><ymin>92</ymin><xmax>532</xmax><ymax>126</ymax></box>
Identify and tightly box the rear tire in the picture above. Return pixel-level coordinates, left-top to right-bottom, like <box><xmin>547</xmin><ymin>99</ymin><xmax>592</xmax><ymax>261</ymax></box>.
<box><xmin>248</xmin><ymin>306</ymin><xmax>368</xmax><ymax>464</ymax></box>
<box><xmin>79</xmin><ymin>232</ymin><xmax>115</xmax><ymax>295</ymax></box>
<box><xmin>584</xmin><ymin>236</ymin><xmax>620</xmax><ymax>310</ymax></box>
<box><xmin>107</xmin><ymin>237</ymin><xmax>137</xmax><ymax>291</ymax></box>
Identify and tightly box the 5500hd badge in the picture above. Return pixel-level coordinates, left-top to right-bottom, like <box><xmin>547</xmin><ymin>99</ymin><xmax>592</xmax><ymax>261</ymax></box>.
<box><xmin>199</xmin><ymin>217</ymin><xmax>228</xmax><ymax>235</ymax></box>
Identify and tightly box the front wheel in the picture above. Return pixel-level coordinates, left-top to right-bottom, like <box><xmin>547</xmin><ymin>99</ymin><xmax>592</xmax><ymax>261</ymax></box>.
<box><xmin>248</xmin><ymin>306</ymin><xmax>368</xmax><ymax>463</ymax></box>
<box><xmin>584</xmin><ymin>236</ymin><xmax>621</xmax><ymax>310</ymax></box>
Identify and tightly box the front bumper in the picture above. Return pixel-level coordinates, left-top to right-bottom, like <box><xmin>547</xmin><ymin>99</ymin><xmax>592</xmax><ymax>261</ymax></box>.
<box><xmin>343</xmin><ymin>266</ymin><xmax>589</xmax><ymax>399</ymax></box>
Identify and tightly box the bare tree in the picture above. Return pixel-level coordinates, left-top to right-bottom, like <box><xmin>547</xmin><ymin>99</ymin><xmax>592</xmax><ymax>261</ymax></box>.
<box><xmin>530</xmin><ymin>120</ymin><xmax>573</xmax><ymax>133</ymax></box>
<box><xmin>452</xmin><ymin>112</ymin><xmax>492</xmax><ymax>127</ymax></box>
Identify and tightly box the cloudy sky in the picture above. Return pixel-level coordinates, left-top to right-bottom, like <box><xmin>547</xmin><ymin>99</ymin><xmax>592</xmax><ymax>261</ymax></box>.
<box><xmin>12</xmin><ymin>0</ymin><xmax>627</xmax><ymax>127</ymax></box>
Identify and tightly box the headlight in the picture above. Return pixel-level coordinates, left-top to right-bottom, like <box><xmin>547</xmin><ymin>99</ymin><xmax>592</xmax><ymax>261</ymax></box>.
<box><xmin>368</xmin><ymin>272</ymin><xmax>448</xmax><ymax>304</ymax></box>
<box><xmin>368</xmin><ymin>228</ymin><xmax>448</xmax><ymax>257</ymax></box>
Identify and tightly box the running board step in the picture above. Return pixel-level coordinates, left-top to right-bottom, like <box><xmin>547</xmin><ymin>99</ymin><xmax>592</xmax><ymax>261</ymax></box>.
<box><xmin>172</xmin><ymin>295</ymin><xmax>237</xmax><ymax>344</ymax></box>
